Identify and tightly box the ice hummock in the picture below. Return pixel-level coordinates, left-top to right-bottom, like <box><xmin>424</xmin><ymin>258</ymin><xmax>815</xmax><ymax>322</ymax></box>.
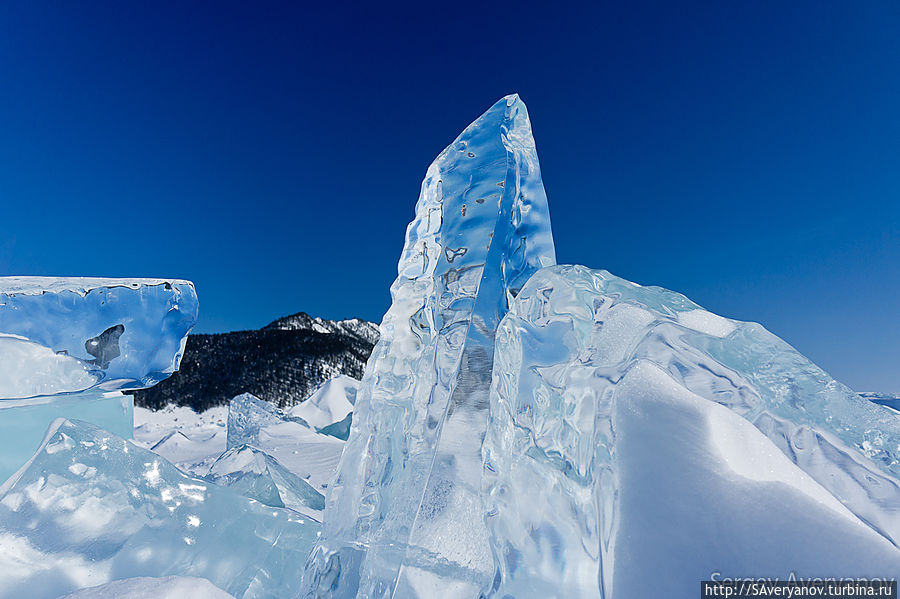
<box><xmin>206</xmin><ymin>444</ymin><xmax>325</xmax><ymax>520</ymax></box>
<box><xmin>303</xmin><ymin>94</ymin><xmax>556</xmax><ymax>598</ymax></box>
<box><xmin>482</xmin><ymin>265</ymin><xmax>900</xmax><ymax>597</ymax></box>
<box><xmin>0</xmin><ymin>277</ymin><xmax>198</xmax><ymax>396</ymax></box>
<box><xmin>227</xmin><ymin>393</ymin><xmax>345</xmax><ymax>494</ymax></box>
<box><xmin>227</xmin><ymin>392</ymin><xmax>311</xmax><ymax>446</ymax></box>
<box><xmin>0</xmin><ymin>277</ymin><xmax>196</xmax><ymax>483</ymax></box>
<box><xmin>3</xmin><ymin>96</ymin><xmax>895</xmax><ymax>599</ymax></box>
<box><xmin>0</xmin><ymin>418</ymin><xmax>319</xmax><ymax>599</ymax></box>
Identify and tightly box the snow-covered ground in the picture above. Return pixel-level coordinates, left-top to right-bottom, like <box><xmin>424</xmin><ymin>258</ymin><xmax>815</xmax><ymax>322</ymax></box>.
<box><xmin>57</xmin><ymin>576</ymin><xmax>236</xmax><ymax>599</ymax></box>
<box><xmin>134</xmin><ymin>375</ymin><xmax>358</xmax><ymax>493</ymax></box>
<box><xmin>133</xmin><ymin>404</ymin><xmax>228</xmax><ymax>475</ymax></box>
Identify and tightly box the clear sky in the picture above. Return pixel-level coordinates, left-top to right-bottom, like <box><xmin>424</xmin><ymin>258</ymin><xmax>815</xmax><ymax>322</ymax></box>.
<box><xmin>1</xmin><ymin>2</ymin><xmax>898</xmax><ymax>391</ymax></box>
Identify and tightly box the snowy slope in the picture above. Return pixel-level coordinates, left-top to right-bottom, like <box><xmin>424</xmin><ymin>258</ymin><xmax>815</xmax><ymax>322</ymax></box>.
<box><xmin>611</xmin><ymin>363</ymin><xmax>900</xmax><ymax>594</ymax></box>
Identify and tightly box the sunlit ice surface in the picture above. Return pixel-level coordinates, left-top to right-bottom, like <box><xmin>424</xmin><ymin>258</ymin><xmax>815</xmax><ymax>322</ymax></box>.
<box><xmin>483</xmin><ymin>265</ymin><xmax>900</xmax><ymax>597</ymax></box>
<box><xmin>0</xmin><ymin>277</ymin><xmax>198</xmax><ymax>397</ymax></box>
<box><xmin>0</xmin><ymin>390</ymin><xmax>133</xmax><ymax>482</ymax></box>
<box><xmin>302</xmin><ymin>94</ymin><xmax>555</xmax><ymax>598</ymax></box>
<box><xmin>0</xmin><ymin>418</ymin><xmax>319</xmax><ymax>599</ymax></box>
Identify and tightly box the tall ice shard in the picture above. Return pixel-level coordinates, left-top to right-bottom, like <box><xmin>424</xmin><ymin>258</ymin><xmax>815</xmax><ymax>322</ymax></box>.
<box><xmin>302</xmin><ymin>95</ymin><xmax>555</xmax><ymax>598</ymax></box>
<box><xmin>483</xmin><ymin>265</ymin><xmax>900</xmax><ymax>597</ymax></box>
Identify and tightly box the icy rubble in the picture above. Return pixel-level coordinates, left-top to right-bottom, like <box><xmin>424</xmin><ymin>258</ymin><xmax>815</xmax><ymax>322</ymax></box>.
<box><xmin>132</xmin><ymin>385</ymin><xmax>352</xmax><ymax>523</ymax></box>
<box><xmin>0</xmin><ymin>418</ymin><xmax>319</xmax><ymax>599</ymax></box>
<box><xmin>134</xmin><ymin>379</ymin><xmax>355</xmax><ymax>512</ymax></box>
<box><xmin>482</xmin><ymin>265</ymin><xmax>900</xmax><ymax>597</ymax></box>
<box><xmin>303</xmin><ymin>94</ymin><xmax>556</xmax><ymax>598</ymax></box>
<box><xmin>133</xmin><ymin>405</ymin><xmax>227</xmax><ymax>475</ymax></box>
<box><xmin>1</xmin><ymin>96</ymin><xmax>897</xmax><ymax>599</ymax></box>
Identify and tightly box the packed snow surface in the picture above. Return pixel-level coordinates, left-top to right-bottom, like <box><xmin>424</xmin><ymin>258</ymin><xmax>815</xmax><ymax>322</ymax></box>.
<box><xmin>133</xmin><ymin>405</ymin><xmax>227</xmax><ymax>475</ymax></box>
<box><xmin>56</xmin><ymin>576</ymin><xmax>235</xmax><ymax>599</ymax></box>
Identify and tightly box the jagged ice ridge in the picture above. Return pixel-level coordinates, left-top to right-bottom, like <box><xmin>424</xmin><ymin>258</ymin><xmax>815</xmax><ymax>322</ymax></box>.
<box><xmin>1</xmin><ymin>95</ymin><xmax>897</xmax><ymax>599</ymax></box>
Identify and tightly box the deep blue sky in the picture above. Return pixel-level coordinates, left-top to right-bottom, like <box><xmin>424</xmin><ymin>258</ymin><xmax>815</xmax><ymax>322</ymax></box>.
<box><xmin>1</xmin><ymin>2</ymin><xmax>898</xmax><ymax>391</ymax></box>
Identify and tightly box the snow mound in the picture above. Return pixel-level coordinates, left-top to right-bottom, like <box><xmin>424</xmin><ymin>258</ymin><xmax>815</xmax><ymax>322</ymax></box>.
<box><xmin>288</xmin><ymin>375</ymin><xmax>357</xmax><ymax>431</ymax></box>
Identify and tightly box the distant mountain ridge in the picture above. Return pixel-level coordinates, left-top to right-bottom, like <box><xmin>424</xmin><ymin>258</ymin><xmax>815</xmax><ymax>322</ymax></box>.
<box><xmin>263</xmin><ymin>312</ymin><xmax>379</xmax><ymax>345</ymax></box>
<box><xmin>133</xmin><ymin>312</ymin><xmax>378</xmax><ymax>412</ymax></box>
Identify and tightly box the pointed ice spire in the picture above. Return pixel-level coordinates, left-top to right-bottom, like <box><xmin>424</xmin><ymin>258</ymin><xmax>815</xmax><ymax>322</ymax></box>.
<box><xmin>301</xmin><ymin>95</ymin><xmax>555</xmax><ymax>598</ymax></box>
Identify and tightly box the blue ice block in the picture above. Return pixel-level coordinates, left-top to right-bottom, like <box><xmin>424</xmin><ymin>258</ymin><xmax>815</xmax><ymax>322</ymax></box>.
<box><xmin>0</xmin><ymin>390</ymin><xmax>133</xmax><ymax>482</ymax></box>
<box><xmin>0</xmin><ymin>277</ymin><xmax>198</xmax><ymax>396</ymax></box>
